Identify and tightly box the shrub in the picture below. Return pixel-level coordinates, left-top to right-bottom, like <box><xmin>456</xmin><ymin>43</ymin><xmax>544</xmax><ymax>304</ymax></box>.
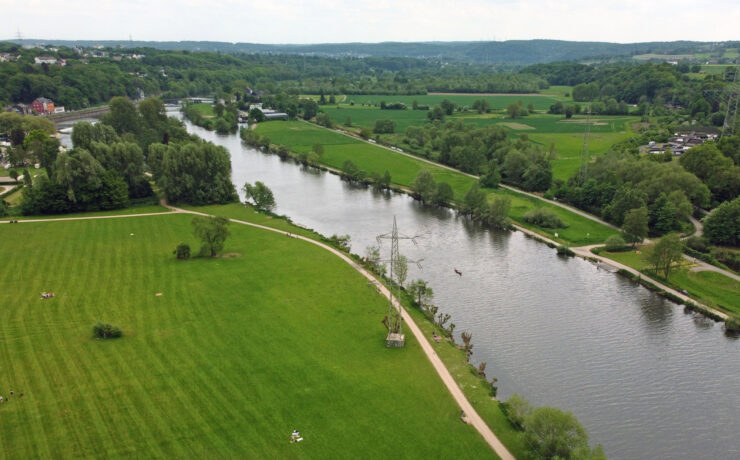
<box><xmin>173</xmin><ymin>243</ymin><xmax>191</xmax><ymax>260</ymax></box>
<box><xmin>523</xmin><ymin>207</ymin><xmax>566</xmax><ymax>228</ymax></box>
<box><xmin>686</xmin><ymin>236</ymin><xmax>711</xmax><ymax>253</ymax></box>
<box><xmin>604</xmin><ymin>235</ymin><xmax>628</xmax><ymax>252</ymax></box>
<box><xmin>93</xmin><ymin>323</ymin><xmax>122</xmax><ymax>339</ymax></box>
<box><xmin>726</xmin><ymin>316</ymin><xmax>740</xmax><ymax>332</ymax></box>
<box><xmin>556</xmin><ymin>245</ymin><xmax>575</xmax><ymax>257</ymax></box>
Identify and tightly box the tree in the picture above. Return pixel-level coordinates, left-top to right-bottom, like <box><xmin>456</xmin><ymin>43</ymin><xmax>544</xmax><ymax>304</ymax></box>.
<box><xmin>393</xmin><ymin>254</ymin><xmax>408</xmax><ymax>287</ymax></box>
<box><xmin>433</xmin><ymin>182</ymin><xmax>453</xmax><ymax>205</ymax></box>
<box><xmin>312</xmin><ymin>143</ymin><xmax>324</xmax><ymax>156</ymax></box>
<box><xmin>411</xmin><ymin>170</ymin><xmax>437</xmax><ymax>203</ymax></box>
<box><xmin>248</xmin><ymin>107</ymin><xmax>265</xmax><ymax>123</ymax></box>
<box><xmin>23</xmin><ymin>129</ymin><xmax>59</xmax><ymax>172</ymax></box>
<box><xmin>365</xmin><ymin>245</ymin><xmax>386</xmax><ymax>276</ymax></box>
<box><xmin>703</xmin><ymin>196</ymin><xmax>740</xmax><ymax>246</ymax></box>
<box><xmin>93</xmin><ymin>323</ymin><xmax>122</xmax><ymax>339</ymax></box>
<box><xmin>102</xmin><ymin>96</ymin><xmax>140</xmax><ymax>135</ymax></box>
<box><xmin>427</xmin><ymin>105</ymin><xmax>444</xmax><ymax>121</ymax></box>
<box><xmin>649</xmin><ymin>193</ymin><xmax>678</xmax><ymax>235</ymax></box>
<box><xmin>480</xmin><ymin>161</ymin><xmax>501</xmax><ymax>188</ymax></box>
<box><xmin>191</xmin><ymin>215</ymin><xmax>231</xmax><ymax>257</ymax></box>
<box><xmin>173</xmin><ymin>243</ymin><xmax>191</xmax><ymax>260</ymax></box>
<box><xmin>487</xmin><ymin>195</ymin><xmax>512</xmax><ymax>229</ymax></box>
<box><xmin>408</xmin><ymin>279</ymin><xmax>434</xmax><ymax>307</ymax></box>
<box><xmin>645</xmin><ymin>233</ymin><xmax>684</xmax><ymax>279</ymax></box>
<box><xmin>301</xmin><ymin>99</ymin><xmax>318</xmax><ymax>120</ymax></box>
<box><xmin>243</xmin><ymin>181</ymin><xmax>276</xmax><ymax>211</ymax></box>
<box><xmin>373</xmin><ymin>119</ymin><xmax>395</xmax><ymax>134</ymax></box>
<box><xmin>440</xmin><ymin>99</ymin><xmax>456</xmax><ymax>115</ymax></box>
<box><xmin>622</xmin><ymin>206</ymin><xmax>649</xmax><ymax>246</ymax></box>
<box><xmin>506</xmin><ymin>102</ymin><xmax>521</xmax><ymax>118</ymax></box>
<box><xmin>472</xmin><ymin>99</ymin><xmax>491</xmax><ymax>114</ymax></box>
<box><xmin>462</xmin><ymin>182</ymin><xmax>487</xmax><ymax>216</ymax></box>
<box><xmin>604</xmin><ymin>234</ymin><xmax>627</xmax><ymax>252</ymax></box>
<box><xmin>522</xmin><ymin>407</ymin><xmax>596</xmax><ymax>460</ymax></box>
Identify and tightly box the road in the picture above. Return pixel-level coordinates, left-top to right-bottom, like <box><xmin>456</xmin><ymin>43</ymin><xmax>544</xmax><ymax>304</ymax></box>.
<box><xmin>2</xmin><ymin>207</ymin><xmax>515</xmax><ymax>460</ymax></box>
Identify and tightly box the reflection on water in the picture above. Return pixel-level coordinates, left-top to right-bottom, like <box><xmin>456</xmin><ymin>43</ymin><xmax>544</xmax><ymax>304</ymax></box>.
<box><xmin>173</xmin><ymin>112</ymin><xmax>739</xmax><ymax>460</ymax></box>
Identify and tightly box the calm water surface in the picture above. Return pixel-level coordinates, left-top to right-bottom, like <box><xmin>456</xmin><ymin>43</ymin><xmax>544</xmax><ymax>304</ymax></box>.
<box><xmin>171</xmin><ymin>112</ymin><xmax>740</xmax><ymax>459</ymax></box>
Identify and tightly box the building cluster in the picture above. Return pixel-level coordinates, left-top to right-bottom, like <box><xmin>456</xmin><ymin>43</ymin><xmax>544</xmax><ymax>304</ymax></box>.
<box><xmin>5</xmin><ymin>98</ymin><xmax>64</xmax><ymax>116</ymax></box>
<box><xmin>647</xmin><ymin>131</ymin><xmax>718</xmax><ymax>156</ymax></box>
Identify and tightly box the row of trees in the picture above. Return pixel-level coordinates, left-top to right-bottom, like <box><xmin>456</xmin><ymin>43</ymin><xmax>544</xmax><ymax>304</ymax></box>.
<box><xmin>403</xmin><ymin>121</ymin><xmax>553</xmax><ymax>192</ymax></box>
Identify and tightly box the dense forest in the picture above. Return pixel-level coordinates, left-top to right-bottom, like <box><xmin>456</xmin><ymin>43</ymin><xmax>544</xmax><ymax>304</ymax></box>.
<box><xmin>9</xmin><ymin>97</ymin><xmax>237</xmax><ymax>215</ymax></box>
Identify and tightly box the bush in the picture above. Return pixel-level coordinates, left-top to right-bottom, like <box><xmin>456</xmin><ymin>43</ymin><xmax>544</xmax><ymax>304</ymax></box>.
<box><xmin>604</xmin><ymin>235</ymin><xmax>628</xmax><ymax>252</ymax></box>
<box><xmin>686</xmin><ymin>236</ymin><xmax>710</xmax><ymax>253</ymax></box>
<box><xmin>556</xmin><ymin>245</ymin><xmax>575</xmax><ymax>256</ymax></box>
<box><xmin>523</xmin><ymin>207</ymin><xmax>567</xmax><ymax>228</ymax></box>
<box><xmin>726</xmin><ymin>316</ymin><xmax>740</xmax><ymax>332</ymax></box>
<box><xmin>93</xmin><ymin>323</ymin><xmax>122</xmax><ymax>339</ymax></box>
<box><xmin>174</xmin><ymin>243</ymin><xmax>191</xmax><ymax>260</ymax></box>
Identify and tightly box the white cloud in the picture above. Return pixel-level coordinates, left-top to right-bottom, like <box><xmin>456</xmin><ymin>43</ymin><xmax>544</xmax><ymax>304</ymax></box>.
<box><xmin>1</xmin><ymin>0</ymin><xmax>738</xmax><ymax>43</ymax></box>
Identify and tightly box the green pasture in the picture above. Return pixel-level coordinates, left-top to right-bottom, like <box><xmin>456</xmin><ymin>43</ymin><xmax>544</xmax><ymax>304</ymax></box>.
<box><xmin>188</xmin><ymin>103</ymin><xmax>215</xmax><ymax>116</ymax></box>
<box><xmin>323</xmin><ymin>106</ymin><xmax>430</xmax><ymax>133</ymax></box>
<box><xmin>344</xmin><ymin>93</ymin><xmax>559</xmax><ymax>111</ymax></box>
<box><xmin>0</xmin><ymin>212</ymin><xmax>497</xmax><ymax>458</ymax></box>
<box><xmin>256</xmin><ymin>121</ymin><xmax>618</xmax><ymax>245</ymax></box>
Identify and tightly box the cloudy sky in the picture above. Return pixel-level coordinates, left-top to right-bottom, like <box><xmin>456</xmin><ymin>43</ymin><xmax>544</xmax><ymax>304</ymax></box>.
<box><xmin>4</xmin><ymin>0</ymin><xmax>739</xmax><ymax>44</ymax></box>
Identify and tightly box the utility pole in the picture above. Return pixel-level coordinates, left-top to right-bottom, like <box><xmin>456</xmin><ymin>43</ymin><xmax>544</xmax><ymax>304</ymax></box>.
<box><xmin>376</xmin><ymin>216</ymin><xmax>423</xmax><ymax>348</ymax></box>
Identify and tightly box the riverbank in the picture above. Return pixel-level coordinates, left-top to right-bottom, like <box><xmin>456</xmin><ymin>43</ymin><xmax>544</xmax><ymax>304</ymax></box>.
<box><xmin>252</xmin><ymin>120</ymin><xmax>618</xmax><ymax>246</ymax></box>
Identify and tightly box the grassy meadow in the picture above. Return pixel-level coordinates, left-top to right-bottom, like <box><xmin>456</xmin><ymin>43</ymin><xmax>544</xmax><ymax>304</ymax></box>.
<box><xmin>316</xmin><ymin>93</ymin><xmax>636</xmax><ymax>182</ymax></box>
<box><xmin>0</xmin><ymin>212</ymin><xmax>500</xmax><ymax>458</ymax></box>
<box><xmin>256</xmin><ymin>121</ymin><xmax>618</xmax><ymax>246</ymax></box>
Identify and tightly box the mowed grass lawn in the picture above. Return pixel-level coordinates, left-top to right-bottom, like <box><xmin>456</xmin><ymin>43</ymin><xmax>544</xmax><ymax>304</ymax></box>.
<box><xmin>0</xmin><ymin>214</ymin><xmax>495</xmax><ymax>458</ymax></box>
<box><xmin>257</xmin><ymin>121</ymin><xmax>617</xmax><ymax>246</ymax></box>
<box><xmin>188</xmin><ymin>103</ymin><xmax>215</xmax><ymax>116</ymax></box>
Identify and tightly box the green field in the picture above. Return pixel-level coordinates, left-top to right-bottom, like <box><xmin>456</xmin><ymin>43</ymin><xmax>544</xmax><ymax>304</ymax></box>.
<box><xmin>344</xmin><ymin>93</ymin><xmax>560</xmax><ymax>111</ymax></box>
<box><xmin>188</xmin><ymin>103</ymin><xmax>215</xmax><ymax>116</ymax></box>
<box><xmin>318</xmin><ymin>97</ymin><xmax>636</xmax><ymax>181</ymax></box>
<box><xmin>256</xmin><ymin>121</ymin><xmax>618</xmax><ymax>245</ymax></box>
<box><xmin>0</xmin><ymin>211</ymin><xmax>502</xmax><ymax>458</ymax></box>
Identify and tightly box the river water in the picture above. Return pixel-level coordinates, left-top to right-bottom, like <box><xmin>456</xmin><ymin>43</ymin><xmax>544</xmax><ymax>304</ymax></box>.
<box><xmin>76</xmin><ymin>111</ymin><xmax>740</xmax><ymax>459</ymax></box>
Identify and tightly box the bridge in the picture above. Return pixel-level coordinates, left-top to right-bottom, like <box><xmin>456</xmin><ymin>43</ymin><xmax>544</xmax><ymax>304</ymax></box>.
<box><xmin>47</xmin><ymin>106</ymin><xmax>110</xmax><ymax>123</ymax></box>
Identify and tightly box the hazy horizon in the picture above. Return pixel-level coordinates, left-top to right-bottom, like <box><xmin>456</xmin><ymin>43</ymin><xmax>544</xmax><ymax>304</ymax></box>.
<box><xmin>3</xmin><ymin>0</ymin><xmax>738</xmax><ymax>44</ymax></box>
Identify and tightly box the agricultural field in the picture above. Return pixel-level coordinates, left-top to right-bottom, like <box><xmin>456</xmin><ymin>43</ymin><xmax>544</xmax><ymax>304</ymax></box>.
<box><xmin>0</xmin><ymin>212</ymin><xmax>498</xmax><ymax>458</ymax></box>
<box><xmin>344</xmin><ymin>93</ymin><xmax>560</xmax><ymax>111</ymax></box>
<box><xmin>255</xmin><ymin>121</ymin><xmax>618</xmax><ymax>246</ymax></box>
<box><xmin>320</xmin><ymin>98</ymin><xmax>637</xmax><ymax>181</ymax></box>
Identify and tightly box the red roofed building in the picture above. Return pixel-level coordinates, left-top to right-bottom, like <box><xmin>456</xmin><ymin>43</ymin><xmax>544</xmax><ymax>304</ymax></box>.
<box><xmin>30</xmin><ymin>97</ymin><xmax>55</xmax><ymax>114</ymax></box>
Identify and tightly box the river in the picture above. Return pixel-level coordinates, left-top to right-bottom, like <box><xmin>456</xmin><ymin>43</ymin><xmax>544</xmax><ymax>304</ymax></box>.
<box><xmin>74</xmin><ymin>111</ymin><xmax>740</xmax><ymax>459</ymax></box>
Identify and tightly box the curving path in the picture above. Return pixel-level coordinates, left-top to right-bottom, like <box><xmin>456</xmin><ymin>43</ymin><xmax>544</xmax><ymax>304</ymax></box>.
<box><xmin>571</xmin><ymin>244</ymin><xmax>729</xmax><ymax>321</ymax></box>
<box><xmin>2</xmin><ymin>207</ymin><xmax>514</xmax><ymax>460</ymax></box>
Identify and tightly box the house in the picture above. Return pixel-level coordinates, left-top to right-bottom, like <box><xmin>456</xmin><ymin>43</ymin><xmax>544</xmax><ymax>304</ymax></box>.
<box><xmin>30</xmin><ymin>97</ymin><xmax>55</xmax><ymax>115</ymax></box>
<box><xmin>0</xmin><ymin>53</ymin><xmax>18</xmax><ymax>62</ymax></box>
<box><xmin>34</xmin><ymin>56</ymin><xmax>57</xmax><ymax>65</ymax></box>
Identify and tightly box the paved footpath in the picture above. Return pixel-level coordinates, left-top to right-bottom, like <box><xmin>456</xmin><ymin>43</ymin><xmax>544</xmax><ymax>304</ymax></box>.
<box><xmin>4</xmin><ymin>208</ymin><xmax>514</xmax><ymax>460</ymax></box>
<box><xmin>572</xmin><ymin>244</ymin><xmax>729</xmax><ymax>321</ymax></box>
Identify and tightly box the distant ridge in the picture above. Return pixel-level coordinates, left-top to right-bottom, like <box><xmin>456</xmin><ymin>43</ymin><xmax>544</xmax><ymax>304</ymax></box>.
<box><xmin>5</xmin><ymin>38</ymin><xmax>738</xmax><ymax>65</ymax></box>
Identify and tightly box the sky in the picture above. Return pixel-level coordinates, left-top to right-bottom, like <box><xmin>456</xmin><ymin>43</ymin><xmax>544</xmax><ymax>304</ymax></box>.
<box><xmin>3</xmin><ymin>0</ymin><xmax>739</xmax><ymax>44</ymax></box>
